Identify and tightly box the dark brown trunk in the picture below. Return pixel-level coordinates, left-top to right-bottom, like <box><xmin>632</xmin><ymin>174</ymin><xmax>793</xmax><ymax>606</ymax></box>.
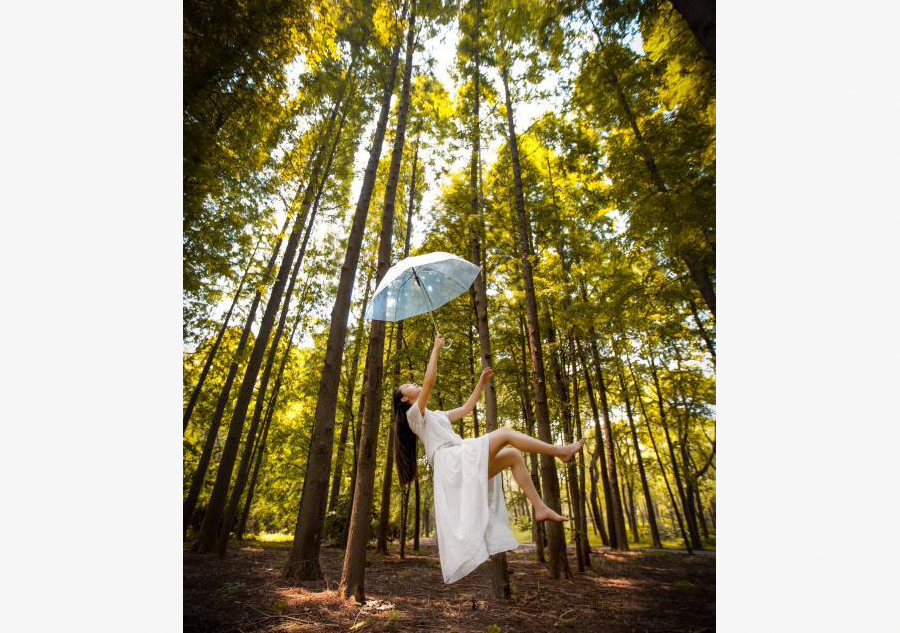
<box><xmin>413</xmin><ymin>468</ymin><xmax>420</xmax><ymax>550</ymax></box>
<box><xmin>375</xmin><ymin>323</ymin><xmax>398</xmax><ymax>556</ymax></box>
<box><xmin>626</xmin><ymin>356</ymin><xmax>691</xmax><ymax>552</ymax></box>
<box><xmin>577</xmin><ymin>336</ymin><xmax>627</xmax><ymax>550</ymax></box>
<box><xmin>571</xmin><ymin>365</ymin><xmax>592</xmax><ymax>564</ymax></box>
<box><xmin>576</xmin><ymin>340</ymin><xmax>614</xmax><ymax>548</ymax></box>
<box><xmin>547</xmin><ymin>321</ymin><xmax>584</xmax><ymax>572</ymax></box>
<box><xmin>614</xmin><ymin>356</ymin><xmax>662</xmax><ymax>547</ymax></box>
<box><xmin>193</xmin><ymin>86</ymin><xmax>341</xmax><ymax>553</ymax></box>
<box><xmin>183</xmin><ymin>236</ymin><xmax>261</xmax><ymax>433</ymax></box>
<box><xmin>501</xmin><ymin>65</ymin><xmax>571</xmax><ymax>579</ymax></box>
<box><xmin>342</xmin><ymin>344</ymin><xmax>370</xmax><ymax>548</ymax></box>
<box><xmin>669</xmin><ymin>0</ymin><xmax>716</xmax><ymax>61</ymax></box>
<box><xmin>182</xmin><ymin>215</ymin><xmax>288</xmax><ymax>537</ymax></box>
<box><xmin>587</xmin><ymin>15</ymin><xmax>715</xmax><ymax>315</ymax></box>
<box><xmin>216</xmin><ymin>100</ymin><xmax>342</xmax><ymax>554</ymax></box>
<box><xmin>236</xmin><ymin>292</ymin><xmax>308</xmax><ymax>540</ymax></box>
<box><xmin>376</xmin><ymin>145</ymin><xmax>418</xmax><ymax>554</ymax></box>
<box><xmin>399</xmin><ymin>485</ymin><xmax>410</xmax><ymax>558</ymax></box>
<box><xmin>588</xmin><ymin>459</ymin><xmax>608</xmax><ymax>545</ymax></box>
<box><xmin>687</xmin><ymin>297</ymin><xmax>715</xmax><ymax>363</ymax></box>
<box><xmin>339</xmin><ymin>5</ymin><xmax>416</xmax><ymax>600</ymax></box>
<box><xmin>329</xmin><ymin>269</ymin><xmax>373</xmax><ymax>512</ymax></box>
<box><xmin>466</xmin><ymin>317</ymin><xmax>480</xmax><ymax>437</ymax></box>
<box><xmin>284</xmin><ymin>18</ymin><xmax>405</xmax><ymax>579</ymax></box>
<box><xmin>517</xmin><ymin>315</ymin><xmax>545</xmax><ymax>563</ymax></box>
<box><xmin>648</xmin><ymin>356</ymin><xmax>698</xmax><ymax>551</ymax></box>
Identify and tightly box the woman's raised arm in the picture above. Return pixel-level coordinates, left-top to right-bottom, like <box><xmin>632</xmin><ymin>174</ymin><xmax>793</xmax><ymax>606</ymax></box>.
<box><xmin>447</xmin><ymin>366</ymin><xmax>493</xmax><ymax>422</ymax></box>
<box><xmin>416</xmin><ymin>333</ymin><xmax>445</xmax><ymax>415</ymax></box>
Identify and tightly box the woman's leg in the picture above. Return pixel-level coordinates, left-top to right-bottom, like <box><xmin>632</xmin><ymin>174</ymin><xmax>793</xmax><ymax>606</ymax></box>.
<box><xmin>489</xmin><ymin>447</ymin><xmax>565</xmax><ymax>522</ymax></box>
<box><xmin>487</xmin><ymin>426</ymin><xmax>584</xmax><ymax>464</ymax></box>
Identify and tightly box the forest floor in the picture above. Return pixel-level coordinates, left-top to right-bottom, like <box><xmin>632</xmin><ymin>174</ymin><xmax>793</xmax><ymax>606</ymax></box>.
<box><xmin>184</xmin><ymin>538</ymin><xmax>715</xmax><ymax>633</ymax></box>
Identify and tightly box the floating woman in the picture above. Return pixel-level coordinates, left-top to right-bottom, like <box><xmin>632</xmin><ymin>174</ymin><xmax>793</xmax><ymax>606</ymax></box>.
<box><xmin>393</xmin><ymin>332</ymin><xmax>585</xmax><ymax>584</ymax></box>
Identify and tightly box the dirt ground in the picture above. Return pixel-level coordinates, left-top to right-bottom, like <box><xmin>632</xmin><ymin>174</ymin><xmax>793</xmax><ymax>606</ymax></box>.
<box><xmin>184</xmin><ymin>538</ymin><xmax>715</xmax><ymax>632</ymax></box>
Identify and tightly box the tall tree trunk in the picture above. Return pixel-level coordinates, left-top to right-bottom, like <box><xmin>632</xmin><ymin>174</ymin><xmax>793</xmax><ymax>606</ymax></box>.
<box><xmin>547</xmin><ymin>320</ymin><xmax>584</xmax><ymax>572</ymax></box>
<box><xmin>466</xmin><ymin>91</ymin><xmax>511</xmax><ymax>590</ymax></box>
<box><xmin>588</xmin><ymin>459</ymin><xmax>608</xmax><ymax>545</ymax></box>
<box><xmin>585</xmin><ymin>334</ymin><xmax>629</xmax><ymax>550</ymax></box>
<box><xmin>183</xmin><ymin>236</ymin><xmax>261</xmax><ymax>433</ymax></box>
<box><xmin>576</xmin><ymin>336</ymin><xmax>625</xmax><ymax>548</ymax></box>
<box><xmin>375</xmin><ymin>324</ymin><xmax>398</xmax><ymax>554</ymax></box>
<box><xmin>626</xmin><ymin>356</ymin><xmax>691</xmax><ymax>552</ymax></box>
<box><xmin>216</xmin><ymin>96</ymin><xmax>343</xmax><ymax>555</ymax></box>
<box><xmin>340</xmin><ymin>4</ymin><xmax>417</xmax><ymax>600</ymax></box>
<box><xmin>668</xmin><ymin>0</ymin><xmax>716</xmax><ymax>61</ymax></box>
<box><xmin>647</xmin><ymin>355</ymin><xmax>698</xmax><ymax>551</ymax></box>
<box><xmin>342</xmin><ymin>345</ymin><xmax>369</xmax><ymax>548</ymax></box>
<box><xmin>501</xmin><ymin>65</ymin><xmax>571</xmax><ymax>580</ymax></box>
<box><xmin>518</xmin><ymin>315</ymin><xmax>545</xmax><ymax>563</ymax></box>
<box><xmin>586</xmin><ymin>12</ymin><xmax>715</xmax><ymax>315</ymax></box>
<box><xmin>375</xmin><ymin>143</ymin><xmax>418</xmax><ymax>555</ymax></box>
<box><xmin>284</xmin><ymin>17</ymin><xmax>405</xmax><ymax>579</ymax></box>
<box><xmin>399</xmin><ymin>485</ymin><xmax>411</xmax><ymax>558</ymax></box>
<box><xmin>192</xmin><ymin>109</ymin><xmax>335</xmax><ymax>553</ymax></box>
<box><xmin>571</xmin><ymin>364</ymin><xmax>592</xmax><ymax>564</ymax></box>
<box><xmin>615</xmin><ymin>355</ymin><xmax>662</xmax><ymax>547</ymax></box>
<box><xmin>329</xmin><ymin>270</ymin><xmax>373</xmax><ymax>512</ymax></box>
<box><xmin>687</xmin><ymin>297</ymin><xmax>715</xmax><ymax>363</ymax></box>
<box><xmin>183</xmin><ymin>215</ymin><xmax>288</xmax><ymax>537</ymax></box>
<box><xmin>236</xmin><ymin>291</ymin><xmax>308</xmax><ymax>540</ymax></box>
<box><xmin>413</xmin><ymin>468</ymin><xmax>420</xmax><ymax>550</ymax></box>
<box><xmin>575</xmin><ymin>340</ymin><xmax>618</xmax><ymax>548</ymax></box>
<box><xmin>466</xmin><ymin>316</ymin><xmax>480</xmax><ymax>437</ymax></box>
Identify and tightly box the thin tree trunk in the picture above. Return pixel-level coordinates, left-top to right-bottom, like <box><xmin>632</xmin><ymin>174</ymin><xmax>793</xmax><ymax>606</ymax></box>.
<box><xmin>687</xmin><ymin>297</ymin><xmax>715</xmax><ymax>363</ymax></box>
<box><xmin>588</xmin><ymin>459</ymin><xmax>608</xmax><ymax>545</ymax></box>
<box><xmin>375</xmin><ymin>144</ymin><xmax>418</xmax><ymax>555</ymax></box>
<box><xmin>501</xmin><ymin>64</ymin><xmax>571</xmax><ymax>580</ymax></box>
<box><xmin>329</xmin><ymin>269</ymin><xmax>373</xmax><ymax>512</ymax></box>
<box><xmin>342</xmin><ymin>344</ymin><xmax>369</xmax><ymax>548</ymax></box>
<box><xmin>193</xmin><ymin>73</ymin><xmax>347</xmax><ymax>553</ymax></box>
<box><xmin>375</xmin><ymin>324</ymin><xmax>398</xmax><ymax>555</ymax></box>
<box><xmin>615</xmin><ymin>355</ymin><xmax>662</xmax><ymax>547</ymax></box>
<box><xmin>284</xmin><ymin>19</ymin><xmax>405</xmax><ymax>579</ymax></box>
<box><xmin>340</xmin><ymin>4</ymin><xmax>416</xmax><ymax>600</ymax></box>
<box><xmin>183</xmin><ymin>236</ymin><xmax>261</xmax><ymax>433</ymax></box>
<box><xmin>183</xmin><ymin>215</ymin><xmax>288</xmax><ymax>537</ymax></box>
<box><xmin>575</xmin><ymin>339</ymin><xmax>622</xmax><ymax>549</ymax></box>
<box><xmin>466</xmin><ymin>316</ymin><xmax>480</xmax><ymax>437</ymax></box>
<box><xmin>647</xmin><ymin>355</ymin><xmax>698</xmax><ymax>551</ymax></box>
<box><xmin>547</xmin><ymin>320</ymin><xmax>584</xmax><ymax>572</ymax></box>
<box><xmin>400</xmin><ymin>485</ymin><xmax>410</xmax><ymax>558</ymax></box>
<box><xmin>236</xmin><ymin>292</ymin><xmax>308</xmax><ymax>540</ymax></box>
<box><xmin>413</xmin><ymin>467</ymin><xmax>420</xmax><ymax>550</ymax></box>
<box><xmin>571</xmin><ymin>364</ymin><xmax>592</xmax><ymax>564</ymax></box>
<box><xmin>216</xmin><ymin>104</ymin><xmax>341</xmax><ymax>555</ymax></box>
<box><xmin>586</xmin><ymin>11</ymin><xmax>715</xmax><ymax>315</ymax></box>
<box><xmin>626</xmin><ymin>356</ymin><xmax>691</xmax><ymax>552</ymax></box>
<box><xmin>517</xmin><ymin>315</ymin><xmax>545</xmax><ymax>563</ymax></box>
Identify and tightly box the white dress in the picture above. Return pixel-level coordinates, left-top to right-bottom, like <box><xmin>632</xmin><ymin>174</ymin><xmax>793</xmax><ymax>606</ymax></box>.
<box><xmin>406</xmin><ymin>405</ymin><xmax>519</xmax><ymax>583</ymax></box>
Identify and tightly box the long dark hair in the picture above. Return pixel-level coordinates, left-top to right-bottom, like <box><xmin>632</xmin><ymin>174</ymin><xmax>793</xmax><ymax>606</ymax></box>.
<box><xmin>393</xmin><ymin>388</ymin><xmax>418</xmax><ymax>486</ymax></box>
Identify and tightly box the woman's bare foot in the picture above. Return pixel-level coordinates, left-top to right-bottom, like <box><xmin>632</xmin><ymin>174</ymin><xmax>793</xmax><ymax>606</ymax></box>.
<box><xmin>558</xmin><ymin>438</ymin><xmax>585</xmax><ymax>463</ymax></box>
<box><xmin>534</xmin><ymin>506</ymin><xmax>567</xmax><ymax>522</ymax></box>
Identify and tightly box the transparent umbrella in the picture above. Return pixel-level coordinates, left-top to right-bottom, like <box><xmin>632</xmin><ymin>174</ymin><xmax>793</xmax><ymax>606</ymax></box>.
<box><xmin>365</xmin><ymin>251</ymin><xmax>480</xmax><ymax>348</ymax></box>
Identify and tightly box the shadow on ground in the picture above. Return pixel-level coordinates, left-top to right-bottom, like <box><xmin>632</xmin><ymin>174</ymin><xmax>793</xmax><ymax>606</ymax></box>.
<box><xmin>184</xmin><ymin>537</ymin><xmax>715</xmax><ymax>632</ymax></box>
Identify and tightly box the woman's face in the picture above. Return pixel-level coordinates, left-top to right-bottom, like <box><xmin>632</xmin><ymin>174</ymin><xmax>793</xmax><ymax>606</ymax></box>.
<box><xmin>399</xmin><ymin>383</ymin><xmax>421</xmax><ymax>404</ymax></box>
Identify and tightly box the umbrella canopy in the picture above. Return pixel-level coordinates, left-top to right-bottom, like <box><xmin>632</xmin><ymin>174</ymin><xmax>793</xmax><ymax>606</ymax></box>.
<box><xmin>365</xmin><ymin>251</ymin><xmax>480</xmax><ymax>323</ymax></box>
